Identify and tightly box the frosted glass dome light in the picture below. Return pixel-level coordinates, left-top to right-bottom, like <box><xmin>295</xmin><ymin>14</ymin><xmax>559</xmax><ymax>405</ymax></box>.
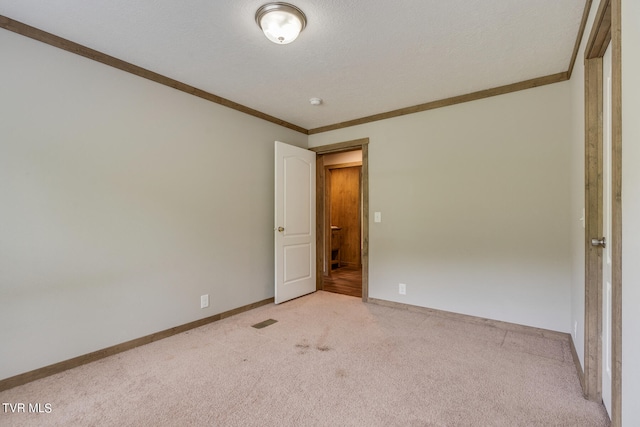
<box><xmin>256</xmin><ymin>3</ymin><xmax>307</xmax><ymax>45</ymax></box>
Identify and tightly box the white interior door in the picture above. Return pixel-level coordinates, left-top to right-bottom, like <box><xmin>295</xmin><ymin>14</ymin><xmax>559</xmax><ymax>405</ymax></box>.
<box><xmin>274</xmin><ymin>141</ymin><xmax>316</xmax><ymax>304</ymax></box>
<box><xmin>601</xmin><ymin>43</ymin><xmax>613</xmax><ymax>416</ymax></box>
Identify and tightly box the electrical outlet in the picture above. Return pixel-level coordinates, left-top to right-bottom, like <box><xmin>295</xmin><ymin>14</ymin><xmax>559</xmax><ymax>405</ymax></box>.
<box><xmin>399</xmin><ymin>283</ymin><xmax>406</xmax><ymax>295</ymax></box>
<box><xmin>201</xmin><ymin>294</ymin><xmax>209</xmax><ymax>309</ymax></box>
<box><xmin>574</xmin><ymin>320</ymin><xmax>578</xmax><ymax>338</ymax></box>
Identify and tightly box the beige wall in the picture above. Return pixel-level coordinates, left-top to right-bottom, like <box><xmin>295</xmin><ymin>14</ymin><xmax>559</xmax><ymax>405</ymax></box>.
<box><xmin>310</xmin><ymin>83</ymin><xmax>573</xmax><ymax>332</ymax></box>
<box><xmin>622</xmin><ymin>0</ymin><xmax>640</xmax><ymax>422</ymax></box>
<box><xmin>0</xmin><ymin>30</ymin><xmax>306</xmax><ymax>379</ymax></box>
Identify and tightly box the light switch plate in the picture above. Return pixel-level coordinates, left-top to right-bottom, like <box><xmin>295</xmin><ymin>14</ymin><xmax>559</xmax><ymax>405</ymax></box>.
<box><xmin>374</xmin><ymin>212</ymin><xmax>381</xmax><ymax>223</ymax></box>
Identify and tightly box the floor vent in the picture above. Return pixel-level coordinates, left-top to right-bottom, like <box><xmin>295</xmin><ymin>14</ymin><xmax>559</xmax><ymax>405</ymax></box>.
<box><xmin>251</xmin><ymin>319</ymin><xmax>278</xmax><ymax>329</ymax></box>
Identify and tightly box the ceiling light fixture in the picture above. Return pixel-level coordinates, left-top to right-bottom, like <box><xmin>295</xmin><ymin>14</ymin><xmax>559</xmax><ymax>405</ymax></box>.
<box><xmin>255</xmin><ymin>2</ymin><xmax>307</xmax><ymax>45</ymax></box>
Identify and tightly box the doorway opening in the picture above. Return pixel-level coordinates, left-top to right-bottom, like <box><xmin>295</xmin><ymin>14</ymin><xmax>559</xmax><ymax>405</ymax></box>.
<box><xmin>310</xmin><ymin>138</ymin><xmax>369</xmax><ymax>302</ymax></box>
<box><xmin>323</xmin><ymin>151</ymin><xmax>362</xmax><ymax>297</ymax></box>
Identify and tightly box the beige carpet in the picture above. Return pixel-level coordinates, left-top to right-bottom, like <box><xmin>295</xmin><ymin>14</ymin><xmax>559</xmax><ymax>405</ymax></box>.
<box><xmin>0</xmin><ymin>291</ymin><xmax>609</xmax><ymax>426</ymax></box>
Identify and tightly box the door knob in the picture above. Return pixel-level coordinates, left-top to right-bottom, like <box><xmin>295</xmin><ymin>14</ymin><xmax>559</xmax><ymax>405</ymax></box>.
<box><xmin>277</xmin><ymin>227</ymin><xmax>285</xmax><ymax>232</ymax></box>
<box><xmin>591</xmin><ymin>237</ymin><xmax>606</xmax><ymax>248</ymax></box>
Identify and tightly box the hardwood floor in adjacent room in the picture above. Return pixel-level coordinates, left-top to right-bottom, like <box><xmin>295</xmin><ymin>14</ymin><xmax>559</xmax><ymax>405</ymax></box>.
<box><xmin>323</xmin><ymin>265</ymin><xmax>362</xmax><ymax>298</ymax></box>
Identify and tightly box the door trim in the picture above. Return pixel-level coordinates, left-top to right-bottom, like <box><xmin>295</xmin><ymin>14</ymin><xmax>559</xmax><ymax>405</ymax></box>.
<box><xmin>310</xmin><ymin>138</ymin><xmax>370</xmax><ymax>302</ymax></box>
<box><xmin>583</xmin><ymin>0</ymin><xmax>622</xmax><ymax>425</ymax></box>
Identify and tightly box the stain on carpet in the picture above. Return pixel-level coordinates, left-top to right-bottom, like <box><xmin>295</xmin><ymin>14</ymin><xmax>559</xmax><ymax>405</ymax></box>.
<box><xmin>295</xmin><ymin>340</ymin><xmax>333</xmax><ymax>354</ymax></box>
<box><xmin>295</xmin><ymin>340</ymin><xmax>310</xmax><ymax>354</ymax></box>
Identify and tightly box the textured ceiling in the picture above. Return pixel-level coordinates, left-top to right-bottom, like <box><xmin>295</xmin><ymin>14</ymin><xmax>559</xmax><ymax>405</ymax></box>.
<box><xmin>0</xmin><ymin>0</ymin><xmax>587</xmax><ymax>131</ymax></box>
